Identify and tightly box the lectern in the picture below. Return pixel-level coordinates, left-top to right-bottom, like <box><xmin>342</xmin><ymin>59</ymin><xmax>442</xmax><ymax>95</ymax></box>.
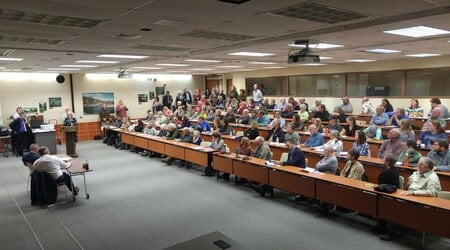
<box><xmin>61</xmin><ymin>126</ymin><xmax>78</xmax><ymax>157</ymax></box>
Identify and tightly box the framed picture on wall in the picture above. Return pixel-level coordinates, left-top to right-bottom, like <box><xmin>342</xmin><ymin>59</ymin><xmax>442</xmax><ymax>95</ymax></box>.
<box><xmin>49</xmin><ymin>97</ymin><xmax>62</xmax><ymax>108</ymax></box>
<box><xmin>39</xmin><ymin>102</ymin><xmax>47</xmax><ymax>113</ymax></box>
<box><xmin>82</xmin><ymin>92</ymin><xmax>115</xmax><ymax>115</ymax></box>
<box><xmin>155</xmin><ymin>86</ymin><xmax>165</xmax><ymax>96</ymax></box>
<box><xmin>138</xmin><ymin>94</ymin><xmax>148</xmax><ymax>103</ymax></box>
<box><xmin>24</xmin><ymin>107</ymin><xmax>38</xmax><ymax>114</ymax></box>
<box><xmin>148</xmin><ymin>91</ymin><xmax>155</xmax><ymax>100</ymax></box>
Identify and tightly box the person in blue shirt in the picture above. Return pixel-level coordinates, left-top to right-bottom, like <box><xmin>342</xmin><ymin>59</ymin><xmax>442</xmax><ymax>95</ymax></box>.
<box><xmin>195</xmin><ymin>116</ymin><xmax>211</xmax><ymax>133</ymax></box>
<box><xmin>301</xmin><ymin>124</ymin><xmax>324</xmax><ymax>148</ymax></box>
<box><xmin>256</xmin><ymin>110</ymin><xmax>270</xmax><ymax>126</ymax></box>
<box><xmin>386</xmin><ymin>108</ymin><xmax>409</xmax><ymax>127</ymax></box>
<box><xmin>370</xmin><ymin>106</ymin><xmax>389</xmax><ymax>126</ymax></box>
<box><xmin>417</xmin><ymin>121</ymin><xmax>447</xmax><ymax>148</ymax></box>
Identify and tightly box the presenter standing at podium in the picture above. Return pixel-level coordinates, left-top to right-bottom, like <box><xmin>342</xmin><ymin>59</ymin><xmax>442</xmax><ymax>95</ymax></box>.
<box><xmin>64</xmin><ymin>111</ymin><xmax>77</xmax><ymax>126</ymax></box>
<box><xmin>63</xmin><ymin>111</ymin><xmax>78</xmax><ymax>157</ymax></box>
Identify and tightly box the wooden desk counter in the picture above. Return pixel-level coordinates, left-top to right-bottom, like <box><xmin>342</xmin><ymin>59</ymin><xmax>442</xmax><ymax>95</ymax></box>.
<box><xmin>133</xmin><ymin>133</ymin><xmax>150</xmax><ymax>150</ymax></box>
<box><xmin>269</xmin><ymin>166</ymin><xmax>315</xmax><ymax>198</ymax></box>
<box><xmin>121</xmin><ymin>132</ymin><xmax>134</xmax><ymax>145</ymax></box>
<box><xmin>217</xmin><ymin>154</ymin><xmax>270</xmax><ymax>184</ymax></box>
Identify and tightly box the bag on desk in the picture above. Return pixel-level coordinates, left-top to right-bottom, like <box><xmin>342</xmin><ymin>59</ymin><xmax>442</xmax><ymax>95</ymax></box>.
<box><xmin>0</xmin><ymin>126</ymin><xmax>10</xmax><ymax>136</ymax></box>
<box><xmin>374</xmin><ymin>184</ymin><xmax>397</xmax><ymax>193</ymax></box>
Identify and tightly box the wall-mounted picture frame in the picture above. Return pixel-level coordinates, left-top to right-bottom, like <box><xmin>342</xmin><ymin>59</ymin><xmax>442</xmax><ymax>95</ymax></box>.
<box><xmin>24</xmin><ymin>107</ymin><xmax>38</xmax><ymax>114</ymax></box>
<box><xmin>148</xmin><ymin>91</ymin><xmax>155</xmax><ymax>100</ymax></box>
<box><xmin>138</xmin><ymin>94</ymin><xmax>148</xmax><ymax>103</ymax></box>
<box><xmin>155</xmin><ymin>86</ymin><xmax>165</xmax><ymax>96</ymax></box>
<box><xmin>48</xmin><ymin>97</ymin><xmax>62</xmax><ymax>108</ymax></box>
<box><xmin>39</xmin><ymin>102</ymin><xmax>47</xmax><ymax>113</ymax></box>
<box><xmin>82</xmin><ymin>92</ymin><xmax>115</xmax><ymax>115</ymax></box>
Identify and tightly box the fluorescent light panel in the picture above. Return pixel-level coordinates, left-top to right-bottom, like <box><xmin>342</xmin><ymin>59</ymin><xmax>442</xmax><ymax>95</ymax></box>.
<box><xmin>155</xmin><ymin>63</ymin><xmax>189</xmax><ymax>67</ymax></box>
<box><xmin>0</xmin><ymin>57</ymin><xmax>23</xmax><ymax>61</ymax></box>
<box><xmin>228</xmin><ymin>52</ymin><xmax>274</xmax><ymax>57</ymax></box>
<box><xmin>185</xmin><ymin>59</ymin><xmax>221</xmax><ymax>63</ymax></box>
<box><xmin>289</xmin><ymin>43</ymin><xmax>343</xmax><ymax>49</ymax></box>
<box><xmin>383</xmin><ymin>25</ymin><xmax>450</xmax><ymax>38</ymax></box>
<box><xmin>319</xmin><ymin>56</ymin><xmax>334</xmax><ymax>60</ymax></box>
<box><xmin>76</xmin><ymin>60</ymin><xmax>119</xmax><ymax>64</ymax></box>
<box><xmin>97</xmin><ymin>54</ymin><xmax>148</xmax><ymax>59</ymax></box>
<box><xmin>346</xmin><ymin>59</ymin><xmax>376</xmax><ymax>62</ymax></box>
<box><xmin>130</xmin><ymin>67</ymin><xmax>162</xmax><ymax>70</ymax></box>
<box><xmin>189</xmin><ymin>68</ymin><xmax>213</xmax><ymax>71</ymax></box>
<box><xmin>263</xmin><ymin>66</ymin><xmax>284</xmax><ymax>69</ymax></box>
<box><xmin>249</xmin><ymin>62</ymin><xmax>276</xmax><ymax>65</ymax></box>
<box><xmin>216</xmin><ymin>65</ymin><xmax>243</xmax><ymax>68</ymax></box>
<box><xmin>47</xmin><ymin>68</ymin><xmax>80</xmax><ymax>71</ymax></box>
<box><xmin>303</xmin><ymin>63</ymin><xmax>326</xmax><ymax>66</ymax></box>
<box><xmin>406</xmin><ymin>53</ymin><xmax>441</xmax><ymax>57</ymax></box>
<box><xmin>60</xmin><ymin>64</ymin><xmax>97</xmax><ymax>68</ymax></box>
<box><xmin>365</xmin><ymin>49</ymin><xmax>401</xmax><ymax>54</ymax></box>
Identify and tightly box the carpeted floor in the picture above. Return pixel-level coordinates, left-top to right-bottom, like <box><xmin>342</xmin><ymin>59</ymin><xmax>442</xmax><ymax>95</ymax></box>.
<box><xmin>0</xmin><ymin>141</ymin><xmax>448</xmax><ymax>249</ymax></box>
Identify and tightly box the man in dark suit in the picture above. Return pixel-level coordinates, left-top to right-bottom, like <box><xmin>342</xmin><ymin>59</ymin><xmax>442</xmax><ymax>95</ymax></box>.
<box><xmin>162</xmin><ymin>91</ymin><xmax>173</xmax><ymax>108</ymax></box>
<box><xmin>22</xmin><ymin>143</ymin><xmax>40</xmax><ymax>166</ymax></box>
<box><xmin>183</xmin><ymin>88</ymin><xmax>193</xmax><ymax>104</ymax></box>
<box><xmin>9</xmin><ymin>112</ymin><xmax>33</xmax><ymax>156</ymax></box>
<box><xmin>266</xmin><ymin>119</ymin><xmax>285</xmax><ymax>143</ymax></box>
<box><xmin>274</xmin><ymin>139</ymin><xmax>306</xmax><ymax>168</ymax></box>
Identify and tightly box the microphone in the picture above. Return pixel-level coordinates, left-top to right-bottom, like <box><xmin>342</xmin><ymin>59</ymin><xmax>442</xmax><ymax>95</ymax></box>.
<box><xmin>235</xmin><ymin>147</ymin><xmax>241</xmax><ymax>158</ymax></box>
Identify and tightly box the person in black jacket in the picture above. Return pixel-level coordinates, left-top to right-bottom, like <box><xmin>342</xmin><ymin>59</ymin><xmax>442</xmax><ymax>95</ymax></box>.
<box><xmin>162</xmin><ymin>91</ymin><xmax>173</xmax><ymax>108</ymax></box>
<box><xmin>313</xmin><ymin>104</ymin><xmax>330</xmax><ymax>122</ymax></box>
<box><xmin>9</xmin><ymin>112</ymin><xmax>33</xmax><ymax>156</ymax></box>
<box><xmin>378</xmin><ymin>154</ymin><xmax>400</xmax><ymax>187</ymax></box>
<box><xmin>243</xmin><ymin>121</ymin><xmax>259</xmax><ymax>140</ymax></box>
<box><xmin>274</xmin><ymin>139</ymin><xmax>306</xmax><ymax>168</ymax></box>
<box><xmin>22</xmin><ymin>143</ymin><xmax>40</xmax><ymax>166</ymax></box>
<box><xmin>266</xmin><ymin>119</ymin><xmax>285</xmax><ymax>143</ymax></box>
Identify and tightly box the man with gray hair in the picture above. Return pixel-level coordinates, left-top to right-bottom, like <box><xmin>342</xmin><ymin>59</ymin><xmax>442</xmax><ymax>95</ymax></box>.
<box><xmin>22</xmin><ymin>143</ymin><xmax>40</xmax><ymax>166</ymax></box>
<box><xmin>377</xmin><ymin>128</ymin><xmax>404</xmax><ymax>159</ymax></box>
<box><xmin>361</xmin><ymin>96</ymin><xmax>373</xmax><ymax>115</ymax></box>
<box><xmin>284</xmin><ymin>123</ymin><xmax>301</xmax><ymax>145</ymax></box>
<box><xmin>315</xmin><ymin>145</ymin><xmax>338</xmax><ymax>174</ymax></box>
<box><xmin>310</xmin><ymin>98</ymin><xmax>322</xmax><ymax>113</ymax></box>
<box><xmin>33</xmin><ymin>146</ymin><xmax>79</xmax><ymax>195</ymax></box>
<box><xmin>251</xmin><ymin>136</ymin><xmax>272</xmax><ymax>160</ymax></box>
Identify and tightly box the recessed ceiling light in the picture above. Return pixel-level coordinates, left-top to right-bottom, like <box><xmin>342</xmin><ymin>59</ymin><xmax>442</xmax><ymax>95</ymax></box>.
<box><xmin>365</xmin><ymin>49</ymin><xmax>401</xmax><ymax>54</ymax></box>
<box><xmin>216</xmin><ymin>65</ymin><xmax>243</xmax><ymax>68</ymax></box>
<box><xmin>189</xmin><ymin>68</ymin><xmax>213</xmax><ymax>71</ymax></box>
<box><xmin>346</xmin><ymin>59</ymin><xmax>376</xmax><ymax>62</ymax></box>
<box><xmin>185</xmin><ymin>59</ymin><xmax>221</xmax><ymax>63</ymax></box>
<box><xmin>76</xmin><ymin>60</ymin><xmax>119</xmax><ymax>64</ymax></box>
<box><xmin>47</xmin><ymin>68</ymin><xmax>81</xmax><ymax>71</ymax></box>
<box><xmin>319</xmin><ymin>56</ymin><xmax>334</xmax><ymax>60</ymax></box>
<box><xmin>263</xmin><ymin>66</ymin><xmax>284</xmax><ymax>69</ymax></box>
<box><xmin>169</xmin><ymin>71</ymin><xmax>189</xmax><ymax>73</ymax></box>
<box><xmin>98</xmin><ymin>54</ymin><xmax>148</xmax><ymax>59</ymax></box>
<box><xmin>406</xmin><ymin>53</ymin><xmax>441</xmax><ymax>57</ymax></box>
<box><xmin>228</xmin><ymin>52</ymin><xmax>274</xmax><ymax>57</ymax></box>
<box><xmin>289</xmin><ymin>43</ymin><xmax>343</xmax><ymax>49</ymax></box>
<box><xmin>60</xmin><ymin>65</ymin><xmax>97</xmax><ymax>68</ymax></box>
<box><xmin>383</xmin><ymin>25</ymin><xmax>450</xmax><ymax>38</ymax></box>
<box><xmin>248</xmin><ymin>62</ymin><xmax>277</xmax><ymax>65</ymax></box>
<box><xmin>130</xmin><ymin>67</ymin><xmax>162</xmax><ymax>70</ymax></box>
<box><xmin>155</xmin><ymin>63</ymin><xmax>189</xmax><ymax>67</ymax></box>
<box><xmin>0</xmin><ymin>57</ymin><xmax>23</xmax><ymax>61</ymax></box>
<box><xmin>302</xmin><ymin>63</ymin><xmax>326</xmax><ymax>66</ymax></box>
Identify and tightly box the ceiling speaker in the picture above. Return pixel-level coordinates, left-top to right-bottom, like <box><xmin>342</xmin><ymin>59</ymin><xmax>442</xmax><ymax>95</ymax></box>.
<box><xmin>56</xmin><ymin>74</ymin><xmax>65</xmax><ymax>84</ymax></box>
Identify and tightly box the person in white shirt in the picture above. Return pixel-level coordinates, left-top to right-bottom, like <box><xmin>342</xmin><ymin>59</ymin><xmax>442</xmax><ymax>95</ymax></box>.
<box><xmin>252</xmin><ymin>84</ymin><xmax>263</xmax><ymax>106</ymax></box>
<box><xmin>361</xmin><ymin>97</ymin><xmax>374</xmax><ymax>115</ymax></box>
<box><xmin>33</xmin><ymin>146</ymin><xmax>79</xmax><ymax>195</ymax></box>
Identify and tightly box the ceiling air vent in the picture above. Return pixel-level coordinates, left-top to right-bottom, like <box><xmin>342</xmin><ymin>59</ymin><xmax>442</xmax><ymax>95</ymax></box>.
<box><xmin>0</xmin><ymin>34</ymin><xmax>64</xmax><ymax>45</ymax></box>
<box><xmin>132</xmin><ymin>44</ymin><xmax>189</xmax><ymax>52</ymax></box>
<box><xmin>270</xmin><ymin>2</ymin><xmax>368</xmax><ymax>24</ymax></box>
<box><xmin>112</xmin><ymin>33</ymin><xmax>142</xmax><ymax>40</ymax></box>
<box><xmin>181</xmin><ymin>29</ymin><xmax>255</xmax><ymax>42</ymax></box>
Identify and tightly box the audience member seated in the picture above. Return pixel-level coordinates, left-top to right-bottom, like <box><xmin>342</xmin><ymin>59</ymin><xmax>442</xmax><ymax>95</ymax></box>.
<box><xmin>313</xmin><ymin>104</ymin><xmax>330</xmax><ymax>122</ymax></box>
<box><xmin>256</xmin><ymin>110</ymin><xmax>270</xmax><ymax>126</ymax></box>
<box><xmin>134</xmin><ymin>119</ymin><xmax>145</xmax><ymax>133</ymax></box>
<box><xmin>378</xmin><ymin>129</ymin><xmax>404</xmax><ymax>159</ymax></box>
<box><xmin>266</xmin><ymin>119</ymin><xmax>285</xmax><ymax>143</ymax></box>
<box><xmin>218</xmin><ymin>118</ymin><xmax>233</xmax><ymax>135</ymax></box>
<box><xmin>267</xmin><ymin>99</ymin><xmax>276</xmax><ymax>110</ymax></box>
<box><xmin>422</xmin><ymin>107</ymin><xmax>446</xmax><ymax>131</ymax></box>
<box><xmin>352</xmin><ymin>131</ymin><xmax>369</xmax><ymax>157</ymax></box>
<box><xmin>310</xmin><ymin>98</ymin><xmax>322</xmax><ymax>113</ymax></box>
<box><xmin>315</xmin><ymin>145</ymin><xmax>338</xmax><ymax>174</ymax></box>
<box><xmin>316</xmin><ymin>130</ymin><xmax>343</xmax><ymax>154</ymax></box>
<box><xmin>203</xmin><ymin>132</ymin><xmax>226</xmax><ymax>176</ymax></box>
<box><xmin>281</xmin><ymin>104</ymin><xmax>294</xmax><ymax>118</ymax></box>
<box><xmin>313</xmin><ymin>118</ymin><xmax>324</xmax><ymax>133</ymax></box>
<box><xmin>33</xmin><ymin>146</ymin><xmax>79</xmax><ymax>196</ymax></box>
<box><xmin>155</xmin><ymin>111</ymin><xmax>168</xmax><ymax>126</ymax></box>
<box><xmin>298</xmin><ymin>97</ymin><xmax>309</xmax><ymax>111</ymax></box>
<box><xmin>301</xmin><ymin>124</ymin><xmax>324</xmax><ymax>148</ymax></box>
<box><xmin>288</xmin><ymin>97</ymin><xmax>299</xmax><ymax>110</ymax></box>
<box><xmin>370</xmin><ymin>106</ymin><xmax>389</xmax><ymax>126</ymax></box>
<box><xmin>269</xmin><ymin>111</ymin><xmax>285</xmax><ymax>128</ymax></box>
<box><xmin>284</xmin><ymin>123</ymin><xmax>301</xmax><ymax>145</ymax></box>
<box><xmin>386</xmin><ymin>108</ymin><xmax>409</xmax><ymax>127</ymax></box>
<box><xmin>339</xmin><ymin>97</ymin><xmax>353</xmax><ymax>114</ymax></box>
<box><xmin>327</xmin><ymin>115</ymin><xmax>343</xmax><ymax>132</ymax></box>
<box><xmin>251</xmin><ymin>136</ymin><xmax>272</xmax><ymax>160</ymax></box>
<box><xmin>163</xmin><ymin>128</ymin><xmax>193</xmax><ymax>165</ymax></box>
<box><xmin>192</xmin><ymin>130</ymin><xmax>202</xmax><ymax>145</ymax></box>
<box><xmin>165</xmin><ymin>124</ymin><xmax>181</xmax><ymax>140</ymax></box>
<box><xmin>22</xmin><ymin>143</ymin><xmax>40</xmax><ymax>166</ymax></box>
<box><xmin>341</xmin><ymin>148</ymin><xmax>365</xmax><ymax>180</ymax></box>
<box><xmin>298</xmin><ymin>104</ymin><xmax>309</xmax><ymax>122</ymax></box>
<box><xmin>194</xmin><ymin>116</ymin><xmax>211</xmax><ymax>133</ymax></box>
<box><xmin>332</xmin><ymin>106</ymin><xmax>347</xmax><ymax>123</ymax></box>
<box><xmin>243</xmin><ymin>121</ymin><xmax>259</xmax><ymax>140</ymax></box>
<box><xmin>428</xmin><ymin>139</ymin><xmax>450</xmax><ymax>171</ymax></box>
<box><xmin>381</xmin><ymin>98</ymin><xmax>394</xmax><ymax>113</ymax></box>
<box><xmin>417</xmin><ymin>121</ymin><xmax>447</xmax><ymax>148</ymax></box>
<box><xmin>430</xmin><ymin>97</ymin><xmax>449</xmax><ymax>118</ymax></box>
<box><xmin>406</xmin><ymin>98</ymin><xmax>424</xmax><ymax>118</ymax></box>
<box><xmin>237</xmin><ymin>109</ymin><xmax>251</xmax><ymax>124</ymax></box>
<box><xmin>398</xmin><ymin>119</ymin><xmax>415</xmax><ymax>142</ymax></box>
<box><xmin>397</xmin><ymin>140</ymin><xmax>422</xmax><ymax>165</ymax></box>
<box><xmin>222</xmin><ymin>137</ymin><xmax>253</xmax><ymax>181</ymax></box>
<box><xmin>291</xmin><ymin>113</ymin><xmax>305</xmax><ymax>131</ymax></box>
<box><xmin>361</xmin><ymin>96</ymin><xmax>374</xmax><ymax>115</ymax></box>
<box><xmin>364</xmin><ymin>125</ymin><xmax>382</xmax><ymax>140</ymax></box>
<box><xmin>340</xmin><ymin>116</ymin><xmax>360</xmax><ymax>137</ymax></box>
<box><xmin>380</xmin><ymin>156</ymin><xmax>441</xmax><ymax>241</ymax></box>
<box><xmin>275</xmin><ymin>98</ymin><xmax>287</xmax><ymax>110</ymax></box>
<box><xmin>378</xmin><ymin>154</ymin><xmax>400</xmax><ymax>187</ymax></box>
<box><xmin>224</xmin><ymin>107</ymin><xmax>236</xmax><ymax>123</ymax></box>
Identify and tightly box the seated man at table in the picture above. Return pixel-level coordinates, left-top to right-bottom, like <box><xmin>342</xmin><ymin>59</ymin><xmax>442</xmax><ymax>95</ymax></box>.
<box><xmin>256</xmin><ymin>110</ymin><xmax>270</xmax><ymax>126</ymax></box>
<box><xmin>370</xmin><ymin>105</ymin><xmax>389</xmax><ymax>126</ymax></box>
<box><xmin>163</xmin><ymin>128</ymin><xmax>193</xmax><ymax>165</ymax></box>
<box><xmin>377</xmin><ymin>129</ymin><xmax>404</xmax><ymax>159</ymax></box>
<box><xmin>254</xmin><ymin>139</ymin><xmax>304</xmax><ymax>197</ymax></box>
<box><xmin>422</xmin><ymin>107</ymin><xmax>446</xmax><ymax>131</ymax></box>
<box><xmin>327</xmin><ymin>115</ymin><xmax>343</xmax><ymax>132</ymax></box>
<box><xmin>428</xmin><ymin>139</ymin><xmax>450</xmax><ymax>171</ymax></box>
<box><xmin>379</xmin><ymin>156</ymin><xmax>441</xmax><ymax>241</ymax></box>
<box><xmin>224</xmin><ymin>107</ymin><xmax>236</xmax><ymax>124</ymax></box>
<box><xmin>340</xmin><ymin>97</ymin><xmax>353</xmax><ymax>114</ymax></box>
<box><xmin>281</xmin><ymin>103</ymin><xmax>294</xmax><ymax>118</ymax></box>
<box><xmin>284</xmin><ymin>123</ymin><xmax>301</xmax><ymax>145</ymax></box>
<box><xmin>237</xmin><ymin>109</ymin><xmax>251</xmax><ymax>124</ymax></box>
<box><xmin>33</xmin><ymin>146</ymin><xmax>79</xmax><ymax>196</ymax></box>
<box><xmin>165</xmin><ymin>124</ymin><xmax>180</xmax><ymax>140</ymax></box>
<box><xmin>269</xmin><ymin>111</ymin><xmax>285</xmax><ymax>128</ymax></box>
<box><xmin>300</xmin><ymin>124</ymin><xmax>324</xmax><ymax>148</ymax></box>
<box><xmin>194</xmin><ymin>116</ymin><xmax>211</xmax><ymax>133</ymax></box>
<box><xmin>251</xmin><ymin>136</ymin><xmax>272</xmax><ymax>161</ymax></box>
<box><xmin>313</xmin><ymin>104</ymin><xmax>330</xmax><ymax>122</ymax></box>
<box><xmin>266</xmin><ymin>119</ymin><xmax>285</xmax><ymax>143</ymax></box>
<box><xmin>22</xmin><ymin>143</ymin><xmax>40</xmax><ymax>166</ymax></box>
<box><xmin>386</xmin><ymin>108</ymin><xmax>409</xmax><ymax>127</ymax></box>
<box><xmin>315</xmin><ymin>145</ymin><xmax>338</xmax><ymax>174</ymax></box>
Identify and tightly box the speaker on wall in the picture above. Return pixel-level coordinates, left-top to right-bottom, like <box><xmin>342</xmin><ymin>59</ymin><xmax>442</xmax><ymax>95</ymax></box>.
<box><xmin>56</xmin><ymin>74</ymin><xmax>65</xmax><ymax>84</ymax></box>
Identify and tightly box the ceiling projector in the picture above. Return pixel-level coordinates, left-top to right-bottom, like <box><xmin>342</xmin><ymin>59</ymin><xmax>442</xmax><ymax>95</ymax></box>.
<box><xmin>287</xmin><ymin>39</ymin><xmax>320</xmax><ymax>64</ymax></box>
<box><xmin>118</xmin><ymin>68</ymin><xmax>132</xmax><ymax>78</ymax></box>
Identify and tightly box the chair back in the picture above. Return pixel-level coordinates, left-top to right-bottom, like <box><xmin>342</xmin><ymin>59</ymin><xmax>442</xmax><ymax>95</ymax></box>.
<box><xmin>437</xmin><ymin>191</ymin><xmax>450</xmax><ymax>200</ymax></box>
<box><xmin>200</xmin><ymin>141</ymin><xmax>211</xmax><ymax>147</ymax></box>
<box><xmin>398</xmin><ymin>175</ymin><xmax>405</xmax><ymax>190</ymax></box>
<box><xmin>280</xmin><ymin>152</ymin><xmax>288</xmax><ymax>162</ymax></box>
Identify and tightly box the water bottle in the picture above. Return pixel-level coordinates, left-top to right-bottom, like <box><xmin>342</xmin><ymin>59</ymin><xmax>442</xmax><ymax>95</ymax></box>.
<box><xmin>235</xmin><ymin>147</ymin><xmax>240</xmax><ymax>158</ymax></box>
<box><xmin>403</xmin><ymin>153</ymin><xmax>409</xmax><ymax>168</ymax></box>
